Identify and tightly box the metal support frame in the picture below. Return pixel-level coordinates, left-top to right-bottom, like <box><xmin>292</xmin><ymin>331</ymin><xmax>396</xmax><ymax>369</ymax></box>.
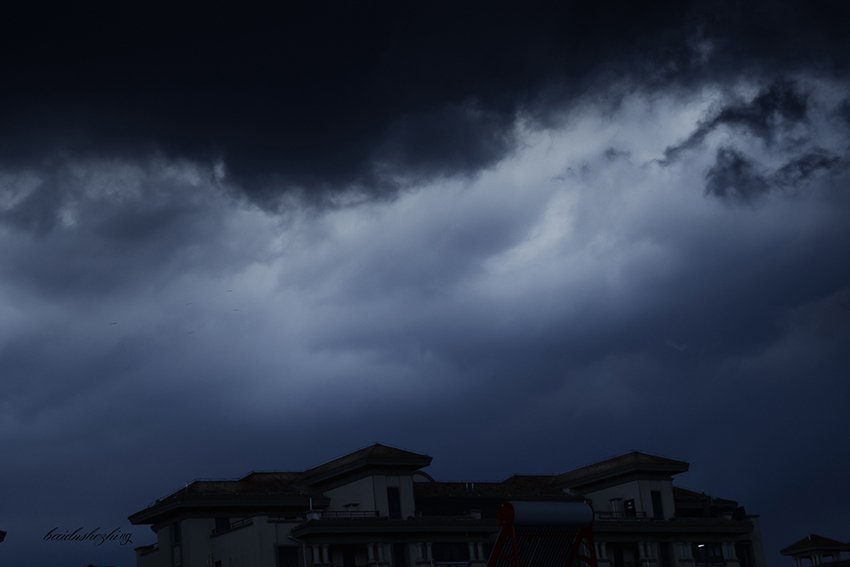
<box><xmin>485</xmin><ymin>503</ymin><xmax>598</xmax><ymax>567</ymax></box>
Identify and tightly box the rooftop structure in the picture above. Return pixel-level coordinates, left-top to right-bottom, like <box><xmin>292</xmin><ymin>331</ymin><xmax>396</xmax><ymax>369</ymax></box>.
<box><xmin>781</xmin><ymin>534</ymin><xmax>850</xmax><ymax>567</ymax></box>
<box><xmin>129</xmin><ymin>444</ymin><xmax>766</xmax><ymax>567</ymax></box>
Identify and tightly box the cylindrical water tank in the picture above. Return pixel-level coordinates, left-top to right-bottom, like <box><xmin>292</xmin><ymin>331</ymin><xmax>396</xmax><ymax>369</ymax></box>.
<box><xmin>497</xmin><ymin>501</ymin><xmax>594</xmax><ymax>526</ymax></box>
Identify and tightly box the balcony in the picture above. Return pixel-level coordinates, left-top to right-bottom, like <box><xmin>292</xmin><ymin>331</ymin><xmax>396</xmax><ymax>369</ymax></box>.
<box><xmin>595</xmin><ymin>511</ymin><xmax>649</xmax><ymax>521</ymax></box>
<box><xmin>319</xmin><ymin>511</ymin><xmax>381</xmax><ymax>519</ymax></box>
<box><xmin>211</xmin><ymin>517</ymin><xmax>253</xmax><ymax>536</ymax></box>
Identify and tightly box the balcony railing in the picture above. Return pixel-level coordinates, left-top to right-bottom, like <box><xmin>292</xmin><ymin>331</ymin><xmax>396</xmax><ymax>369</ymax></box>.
<box><xmin>320</xmin><ymin>511</ymin><xmax>380</xmax><ymax>519</ymax></box>
<box><xmin>595</xmin><ymin>511</ymin><xmax>649</xmax><ymax>520</ymax></box>
<box><xmin>211</xmin><ymin>517</ymin><xmax>253</xmax><ymax>536</ymax></box>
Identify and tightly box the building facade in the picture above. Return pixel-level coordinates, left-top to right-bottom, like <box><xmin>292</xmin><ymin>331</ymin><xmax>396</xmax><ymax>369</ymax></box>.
<box><xmin>129</xmin><ymin>444</ymin><xmax>766</xmax><ymax>567</ymax></box>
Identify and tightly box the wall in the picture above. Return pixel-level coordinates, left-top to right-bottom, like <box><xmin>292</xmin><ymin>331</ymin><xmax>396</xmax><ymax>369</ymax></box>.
<box><xmin>324</xmin><ymin>477</ymin><xmax>378</xmax><ymax>513</ymax></box>
<box><xmin>209</xmin><ymin>516</ymin><xmax>277</xmax><ymax>567</ymax></box>
<box><xmin>583</xmin><ymin>479</ymin><xmax>674</xmax><ymax>519</ymax></box>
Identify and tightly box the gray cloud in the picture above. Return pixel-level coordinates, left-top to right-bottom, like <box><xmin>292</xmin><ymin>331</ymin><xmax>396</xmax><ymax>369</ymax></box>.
<box><xmin>704</xmin><ymin>147</ymin><xmax>771</xmax><ymax>201</ymax></box>
<box><xmin>662</xmin><ymin>80</ymin><xmax>810</xmax><ymax>165</ymax></box>
<box><xmin>703</xmin><ymin>146</ymin><xmax>847</xmax><ymax>202</ymax></box>
<box><xmin>772</xmin><ymin>148</ymin><xmax>845</xmax><ymax>187</ymax></box>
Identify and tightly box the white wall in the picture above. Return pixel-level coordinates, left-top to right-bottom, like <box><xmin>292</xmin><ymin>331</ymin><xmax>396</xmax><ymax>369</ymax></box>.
<box><xmin>324</xmin><ymin>477</ymin><xmax>378</xmax><ymax>513</ymax></box>
<box><xmin>582</xmin><ymin>479</ymin><xmax>674</xmax><ymax>519</ymax></box>
<box><xmin>209</xmin><ymin>517</ymin><xmax>278</xmax><ymax>567</ymax></box>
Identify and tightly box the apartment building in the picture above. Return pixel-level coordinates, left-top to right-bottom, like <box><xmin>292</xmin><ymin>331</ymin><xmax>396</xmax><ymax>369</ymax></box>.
<box><xmin>128</xmin><ymin>444</ymin><xmax>766</xmax><ymax>567</ymax></box>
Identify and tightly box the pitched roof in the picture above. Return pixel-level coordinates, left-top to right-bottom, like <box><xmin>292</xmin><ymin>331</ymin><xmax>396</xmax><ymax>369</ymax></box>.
<box><xmin>294</xmin><ymin>443</ymin><xmax>432</xmax><ymax>486</ymax></box>
<box><xmin>130</xmin><ymin>444</ymin><xmax>430</xmax><ymax>524</ymax></box>
<box><xmin>812</xmin><ymin>560</ymin><xmax>850</xmax><ymax>567</ymax></box>
<box><xmin>413</xmin><ymin>475</ymin><xmax>571</xmax><ymax>499</ymax></box>
<box><xmin>781</xmin><ymin>535</ymin><xmax>850</xmax><ymax>555</ymax></box>
<box><xmin>554</xmin><ymin>451</ymin><xmax>689</xmax><ymax>489</ymax></box>
<box><xmin>128</xmin><ymin>471</ymin><xmax>325</xmax><ymax>524</ymax></box>
<box><xmin>184</xmin><ymin>472</ymin><xmax>302</xmax><ymax>495</ymax></box>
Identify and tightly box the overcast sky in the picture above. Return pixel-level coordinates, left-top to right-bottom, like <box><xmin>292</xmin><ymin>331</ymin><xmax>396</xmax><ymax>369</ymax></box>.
<box><xmin>1</xmin><ymin>1</ymin><xmax>849</xmax><ymax>566</ymax></box>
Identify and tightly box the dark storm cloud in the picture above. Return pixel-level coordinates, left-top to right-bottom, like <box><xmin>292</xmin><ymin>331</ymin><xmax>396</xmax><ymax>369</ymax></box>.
<box><xmin>0</xmin><ymin>159</ymin><xmax>253</xmax><ymax>299</ymax></box>
<box><xmin>0</xmin><ymin>163</ymin><xmax>66</xmax><ymax>236</ymax></box>
<box><xmin>704</xmin><ymin>147</ymin><xmax>770</xmax><ymax>201</ymax></box>
<box><xmin>704</xmin><ymin>146</ymin><xmax>847</xmax><ymax>202</ymax></box>
<box><xmin>662</xmin><ymin>80</ymin><xmax>810</xmax><ymax>165</ymax></box>
<box><xmin>772</xmin><ymin>148</ymin><xmax>844</xmax><ymax>187</ymax></box>
<box><xmin>651</xmin><ymin>77</ymin><xmax>850</xmax><ymax>202</ymax></box>
<box><xmin>604</xmin><ymin>147</ymin><xmax>631</xmax><ymax>161</ymax></box>
<box><xmin>2</xmin><ymin>0</ymin><xmax>848</xmax><ymax>207</ymax></box>
<box><xmin>838</xmin><ymin>99</ymin><xmax>850</xmax><ymax>124</ymax></box>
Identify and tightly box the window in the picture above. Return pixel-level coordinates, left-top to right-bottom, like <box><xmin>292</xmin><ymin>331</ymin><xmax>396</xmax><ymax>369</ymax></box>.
<box><xmin>693</xmin><ymin>543</ymin><xmax>724</xmax><ymax>567</ymax></box>
<box><xmin>338</xmin><ymin>545</ymin><xmax>358</xmax><ymax>567</ymax></box>
<box><xmin>170</xmin><ymin>522</ymin><xmax>181</xmax><ymax>545</ymax></box>
<box><xmin>735</xmin><ymin>543</ymin><xmax>753</xmax><ymax>567</ymax></box>
<box><xmin>394</xmin><ymin>543</ymin><xmax>408</xmax><ymax>567</ymax></box>
<box><xmin>215</xmin><ymin>517</ymin><xmax>230</xmax><ymax>533</ymax></box>
<box><xmin>387</xmin><ymin>487</ymin><xmax>402</xmax><ymax>519</ymax></box>
<box><xmin>433</xmin><ymin>542</ymin><xmax>469</xmax><ymax>566</ymax></box>
<box><xmin>611</xmin><ymin>546</ymin><xmax>625</xmax><ymax>567</ymax></box>
<box><xmin>659</xmin><ymin>543</ymin><xmax>672</xmax><ymax>567</ymax></box>
<box><xmin>278</xmin><ymin>545</ymin><xmax>300</xmax><ymax>567</ymax></box>
<box><xmin>624</xmin><ymin>499</ymin><xmax>636</xmax><ymax>518</ymax></box>
<box><xmin>651</xmin><ymin>491</ymin><xmax>664</xmax><ymax>519</ymax></box>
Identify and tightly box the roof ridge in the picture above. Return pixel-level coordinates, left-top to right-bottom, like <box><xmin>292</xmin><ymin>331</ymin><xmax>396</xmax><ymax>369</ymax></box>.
<box><xmin>780</xmin><ymin>534</ymin><xmax>850</xmax><ymax>554</ymax></box>
<box><xmin>294</xmin><ymin>443</ymin><xmax>432</xmax><ymax>485</ymax></box>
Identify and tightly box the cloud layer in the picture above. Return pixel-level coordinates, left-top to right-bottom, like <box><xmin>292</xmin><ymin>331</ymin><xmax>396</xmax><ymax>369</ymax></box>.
<box><xmin>2</xmin><ymin>73</ymin><xmax>850</xmax><ymax>565</ymax></box>
<box><xmin>1</xmin><ymin>2</ymin><xmax>850</xmax><ymax>566</ymax></box>
<box><xmin>1</xmin><ymin>1</ymin><xmax>848</xmax><ymax>206</ymax></box>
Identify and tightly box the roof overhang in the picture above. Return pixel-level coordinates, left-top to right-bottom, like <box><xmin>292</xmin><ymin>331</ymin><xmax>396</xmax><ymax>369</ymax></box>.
<box><xmin>129</xmin><ymin>494</ymin><xmax>329</xmax><ymax>525</ymax></box>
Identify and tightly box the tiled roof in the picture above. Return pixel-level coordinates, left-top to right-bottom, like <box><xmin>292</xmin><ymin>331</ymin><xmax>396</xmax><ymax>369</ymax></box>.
<box><xmin>554</xmin><ymin>452</ymin><xmax>689</xmax><ymax>488</ymax></box>
<box><xmin>501</xmin><ymin>475</ymin><xmax>567</xmax><ymax>496</ymax></box>
<box><xmin>128</xmin><ymin>471</ymin><xmax>325</xmax><ymax>524</ymax></box>
<box><xmin>414</xmin><ymin>475</ymin><xmax>570</xmax><ymax>498</ymax></box>
<box><xmin>814</xmin><ymin>560</ymin><xmax>850</xmax><ymax>567</ymax></box>
<box><xmin>295</xmin><ymin>444</ymin><xmax>432</xmax><ymax>485</ymax></box>
<box><xmin>181</xmin><ymin>472</ymin><xmax>302</xmax><ymax>495</ymax></box>
<box><xmin>160</xmin><ymin>471</ymin><xmax>303</xmax><ymax>500</ymax></box>
<box><xmin>781</xmin><ymin>535</ymin><xmax>850</xmax><ymax>555</ymax></box>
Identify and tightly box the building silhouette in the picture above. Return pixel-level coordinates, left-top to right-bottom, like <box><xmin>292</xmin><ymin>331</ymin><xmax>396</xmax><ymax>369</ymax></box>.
<box><xmin>129</xmin><ymin>444</ymin><xmax>766</xmax><ymax>567</ymax></box>
<box><xmin>780</xmin><ymin>535</ymin><xmax>850</xmax><ymax>567</ymax></box>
